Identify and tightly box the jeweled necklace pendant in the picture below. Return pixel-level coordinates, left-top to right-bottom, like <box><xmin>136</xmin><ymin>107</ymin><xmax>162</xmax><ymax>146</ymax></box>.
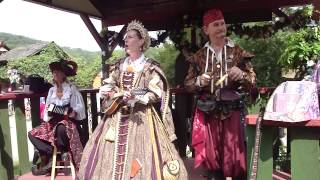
<box><xmin>126</xmin><ymin>64</ymin><xmax>135</xmax><ymax>72</ymax></box>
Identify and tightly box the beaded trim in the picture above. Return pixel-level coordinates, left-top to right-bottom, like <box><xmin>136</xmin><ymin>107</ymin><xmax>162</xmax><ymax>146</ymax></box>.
<box><xmin>111</xmin><ymin>70</ymin><xmax>137</xmax><ymax>180</ymax></box>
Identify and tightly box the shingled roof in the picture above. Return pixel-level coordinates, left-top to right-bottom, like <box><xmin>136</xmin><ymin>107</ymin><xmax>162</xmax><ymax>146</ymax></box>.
<box><xmin>0</xmin><ymin>42</ymin><xmax>50</xmax><ymax>62</ymax></box>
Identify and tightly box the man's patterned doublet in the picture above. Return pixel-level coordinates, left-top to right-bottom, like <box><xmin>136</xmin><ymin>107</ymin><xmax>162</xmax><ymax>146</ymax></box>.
<box><xmin>184</xmin><ymin>43</ymin><xmax>256</xmax><ymax>94</ymax></box>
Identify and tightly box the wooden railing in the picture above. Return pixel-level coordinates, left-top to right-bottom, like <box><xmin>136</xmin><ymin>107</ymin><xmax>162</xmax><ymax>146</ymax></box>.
<box><xmin>0</xmin><ymin>89</ymin><xmax>99</xmax><ymax>180</ymax></box>
<box><xmin>1</xmin><ymin>87</ymin><xmax>319</xmax><ymax>180</ymax></box>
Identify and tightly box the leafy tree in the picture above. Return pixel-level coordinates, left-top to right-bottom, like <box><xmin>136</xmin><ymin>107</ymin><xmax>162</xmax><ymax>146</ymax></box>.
<box><xmin>232</xmin><ymin>6</ymin><xmax>320</xmax><ymax>82</ymax></box>
<box><xmin>64</xmin><ymin>47</ymin><xmax>100</xmax><ymax>63</ymax></box>
<box><xmin>0</xmin><ymin>42</ymin><xmax>69</xmax><ymax>82</ymax></box>
<box><xmin>145</xmin><ymin>43</ymin><xmax>179</xmax><ymax>85</ymax></box>
<box><xmin>73</xmin><ymin>57</ymin><xmax>101</xmax><ymax>88</ymax></box>
<box><xmin>278</xmin><ymin>26</ymin><xmax>320</xmax><ymax>79</ymax></box>
<box><xmin>103</xmin><ymin>45</ymin><xmax>178</xmax><ymax>85</ymax></box>
<box><xmin>232</xmin><ymin>31</ymin><xmax>287</xmax><ymax>87</ymax></box>
<box><xmin>0</xmin><ymin>32</ymin><xmax>42</xmax><ymax>49</ymax></box>
<box><xmin>0</xmin><ymin>33</ymin><xmax>104</xmax><ymax>88</ymax></box>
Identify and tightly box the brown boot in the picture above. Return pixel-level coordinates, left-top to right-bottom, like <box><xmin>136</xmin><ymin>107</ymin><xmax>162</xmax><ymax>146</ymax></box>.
<box><xmin>31</xmin><ymin>152</ymin><xmax>49</xmax><ymax>176</ymax></box>
<box><xmin>31</xmin><ymin>155</ymin><xmax>52</xmax><ymax>176</ymax></box>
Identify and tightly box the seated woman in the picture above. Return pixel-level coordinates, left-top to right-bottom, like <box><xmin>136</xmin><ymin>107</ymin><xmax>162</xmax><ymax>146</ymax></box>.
<box><xmin>28</xmin><ymin>60</ymin><xmax>86</xmax><ymax>175</ymax></box>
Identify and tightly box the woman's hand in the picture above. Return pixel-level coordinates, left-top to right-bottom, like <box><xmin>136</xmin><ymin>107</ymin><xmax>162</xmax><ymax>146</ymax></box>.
<box><xmin>101</xmin><ymin>90</ymin><xmax>115</xmax><ymax>99</ymax></box>
<box><xmin>123</xmin><ymin>91</ymin><xmax>135</xmax><ymax>101</ymax></box>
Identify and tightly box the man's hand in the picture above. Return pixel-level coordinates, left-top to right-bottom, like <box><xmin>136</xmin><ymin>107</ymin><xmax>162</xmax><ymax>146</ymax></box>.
<box><xmin>228</xmin><ymin>66</ymin><xmax>243</xmax><ymax>82</ymax></box>
<box><xmin>200</xmin><ymin>73</ymin><xmax>211</xmax><ymax>87</ymax></box>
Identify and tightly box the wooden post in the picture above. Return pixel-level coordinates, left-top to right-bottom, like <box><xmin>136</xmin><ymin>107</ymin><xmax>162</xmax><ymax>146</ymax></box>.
<box><xmin>90</xmin><ymin>92</ymin><xmax>98</xmax><ymax>130</ymax></box>
<box><xmin>14</xmin><ymin>99</ymin><xmax>31</xmax><ymax>174</ymax></box>
<box><xmin>80</xmin><ymin>92</ymin><xmax>89</xmax><ymax>143</ymax></box>
<box><xmin>246</xmin><ymin>115</ymin><xmax>320</xmax><ymax>179</ymax></box>
<box><xmin>0</xmin><ymin>100</ymin><xmax>14</xmax><ymax>180</ymax></box>
<box><xmin>30</xmin><ymin>97</ymin><xmax>40</xmax><ymax>128</ymax></box>
<box><xmin>101</xmin><ymin>45</ymin><xmax>110</xmax><ymax>80</ymax></box>
<box><xmin>312</xmin><ymin>0</ymin><xmax>320</xmax><ymax>21</ymax></box>
<box><xmin>247</xmin><ymin>124</ymin><xmax>274</xmax><ymax>180</ymax></box>
<box><xmin>80</xmin><ymin>14</ymin><xmax>111</xmax><ymax>80</ymax></box>
<box><xmin>291</xmin><ymin>127</ymin><xmax>320</xmax><ymax>180</ymax></box>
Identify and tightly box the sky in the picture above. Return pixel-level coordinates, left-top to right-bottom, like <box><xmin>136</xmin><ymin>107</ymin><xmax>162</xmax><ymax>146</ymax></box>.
<box><xmin>0</xmin><ymin>0</ymin><xmax>115</xmax><ymax>51</ymax></box>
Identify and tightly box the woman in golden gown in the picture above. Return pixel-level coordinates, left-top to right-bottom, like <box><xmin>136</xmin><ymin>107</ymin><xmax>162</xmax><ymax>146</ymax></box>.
<box><xmin>77</xmin><ymin>20</ymin><xmax>188</xmax><ymax>180</ymax></box>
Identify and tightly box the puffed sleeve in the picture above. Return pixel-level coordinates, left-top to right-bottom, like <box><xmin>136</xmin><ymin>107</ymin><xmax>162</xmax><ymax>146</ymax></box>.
<box><xmin>99</xmin><ymin>64</ymin><xmax>120</xmax><ymax>99</ymax></box>
<box><xmin>184</xmin><ymin>56</ymin><xmax>202</xmax><ymax>93</ymax></box>
<box><xmin>70</xmin><ymin>85</ymin><xmax>86</xmax><ymax>120</ymax></box>
<box><xmin>43</xmin><ymin>87</ymin><xmax>54</xmax><ymax>122</ymax></box>
<box><xmin>135</xmin><ymin>71</ymin><xmax>163</xmax><ymax>105</ymax></box>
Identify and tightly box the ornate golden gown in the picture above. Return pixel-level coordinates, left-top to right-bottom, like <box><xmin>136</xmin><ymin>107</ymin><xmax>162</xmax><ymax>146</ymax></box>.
<box><xmin>77</xmin><ymin>57</ymin><xmax>188</xmax><ymax>180</ymax></box>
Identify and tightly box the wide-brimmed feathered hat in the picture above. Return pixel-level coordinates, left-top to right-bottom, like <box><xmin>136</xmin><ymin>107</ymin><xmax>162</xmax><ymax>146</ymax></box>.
<box><xmin>49</xmin><ymin>60</ymin><xmax>78</xmax><ymax>77</ymax></box>
<box><xmin>126</xmin><ymin>20</ymin><xmax>151</xmax><ymax>51</ymax></box>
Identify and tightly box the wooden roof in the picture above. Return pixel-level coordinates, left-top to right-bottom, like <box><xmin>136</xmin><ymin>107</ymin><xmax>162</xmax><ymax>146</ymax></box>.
<box><xmin>0</xmin><ymin>42</ymin><xmax>49</xmax><ymax>62</ymax></box>
<box><xmin>23</xmin><ymin>0</ymin><xmax>313</xmax><ymax>30</ymax></box>
<box><xmin>0</xmin><ymin>41</ymin><xmax>10</xmax><ymax>53</ymax></box>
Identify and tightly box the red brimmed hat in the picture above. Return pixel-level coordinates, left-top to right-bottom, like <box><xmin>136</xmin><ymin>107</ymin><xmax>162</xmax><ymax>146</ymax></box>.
<box><xmin>49</xmin><ymin>60</ymin><xmax>78</xmax><ymax>76</ymax></box>
<box><xmin>203</xmin><ymin>9</ymin><xmax>224</xmax><ymax>27</ymax></box>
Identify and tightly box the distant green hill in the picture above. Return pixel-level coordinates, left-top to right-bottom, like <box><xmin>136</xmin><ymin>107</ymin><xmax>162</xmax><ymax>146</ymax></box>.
<box><xmin>0</xmin><ymin>32</ymin><xmax>178</xmax><ymax>85</ymax></box>
<box><xmin>0</xmin><ymin>32</ymin><xmax>100</xmax><ymax>61</ymax></box>
<box><xmin>0</xmin><ymin>32</ymin><xmax>42</xmax><ymax>49</ymax></box>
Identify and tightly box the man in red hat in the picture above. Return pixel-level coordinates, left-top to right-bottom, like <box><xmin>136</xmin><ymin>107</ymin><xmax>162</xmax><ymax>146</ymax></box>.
<box><xmin>184</xmin><ymin>9</ymin><xmax>256</xmax><ymax>180</ymax></box>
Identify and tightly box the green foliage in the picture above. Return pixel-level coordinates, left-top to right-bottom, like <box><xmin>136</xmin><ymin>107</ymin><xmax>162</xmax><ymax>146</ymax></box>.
<box><xmin>0</xmin><ymin>33</ymin><xmax>103</xmax><ymax>88</ymax></box>
<box><xmin>2</xmin><ymin>5</ymin><xmax>319</xmax><ymax>88</ymax></box>
<box><xmin>274</xmin><ymin>145</ymin><xmax>290</xmax><ymax>172</ymax></box>
<box><xmin>64</xmin><ymin>47</ymin><xmax>100</xmax><ymax>63</ymax></box>
<box><xmin>2</xmin><ymin>42</ymin><xmax>69</xmax><ymax>81</ymax></box>
<box><xmin>0</xmin><ymin>66</ymin><xmax>8</xmax><ymax>81</ymax></box>
<box><xmin>0</xmin><ymin>32</ymin><xmax>42</xmax><ymax>49</ymax></box>
<box><xmin>232</xmin><ymin>6</ymin><xmax>320</xmax><ymax>82</ymax></box>
<box><xmin>107</xmin><ymin>50</ymin><xmax>125</xmax><ymax>64</ymax></box>
<box><xmin>279</xmin><ymin>26</ymin><xmax>320</xmax><ymax>79</ymax></box>
<box><xmin>73</xmin><ymin>57</ymin><xmax>101</xmax><ymax>88</ymax></box>
<box><xmin>229</xmin><ymin>6</ymin><xmax>315</xmax><ymax>39</ymax></box>
<box><xmin>104</xmin><ymin>45</ymin><xmax>178</xmax><ymax>86</ymax></box>
<box><xmin>145</xmin><ymin>43</ymin><xmax>179</xmax><ymax>85</ymax></box>
<box><xmin>232</xmin><ymin>31</ymin><xmax>287</xmax><ymax>87</ymax></box>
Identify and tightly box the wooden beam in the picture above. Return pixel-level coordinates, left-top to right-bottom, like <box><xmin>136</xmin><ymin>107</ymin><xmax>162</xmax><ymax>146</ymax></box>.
<box><xmin>89</xmin><ymin>0</ymin><xmax>107</xmax><ymax>17</ymax></box>
<box><xmin>24</xmin><ymin>0</ymin><xmax>314</xmax><ymax>29</ymax></box>
<box><xmin>109</xmin><ymin>25</ymin><xmax>127</xmax><ymax>52</ymax></box>
<box><xmin>272</xmin><ymin>9</ymin><xmax>290</xmax><ymax>22</ymax></box>
<box><xmin>198</xmin><ymin>0</ymin><xmax>313</xmax><ymax>13</ymax></box>
<box><xmin>99</xmin><ymin>0</ymin><xmax>189</xmax><ymax>26</ymax></box>
<box><xmin>80</xmin><ymin>13</ymin><xmax>107</xmax><ymax>51</ymax></box>
<box><xmin>100</xmin><ymin>0</ymin><xmax>186</xmax><ymax>12</ymax></box>
<box><xmin>101</xmin><ymin>0</ymin><xmax>311</xmax><ymax>26</ymax></box>
<box><xmin>23</xmin><ymin>0</ymin><xmax>101</xmax><ymax>18</ymax></box>
<box><xmin>312</xmin><ymin>0</ymin><xmax>320</xmax><ymax>21</ymax></box>
<box><xmin>80</xmin><ymin>13</ymin><xmax>110</xmax><ymax>79</ymax></box>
